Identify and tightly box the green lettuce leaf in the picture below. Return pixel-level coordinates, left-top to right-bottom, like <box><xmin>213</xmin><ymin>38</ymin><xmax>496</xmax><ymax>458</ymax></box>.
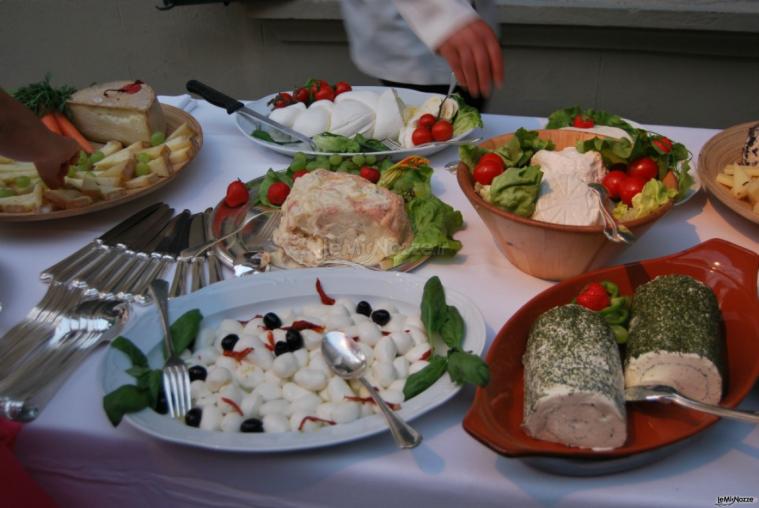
<box><xmin>494</xmin><ymin>128</ymin><xmax>555</xmax><ymax>168</ymax></box>
<box><xmin>613</xmin><ymin>179</ymin><xmax>676</xmax><ymax>221</ymax></box>
<box><xmin>486</xmin><ymin>165</ymin><xmax>543</xmax><ymax>217</ymax></box>
<box><xmin>452</xmin><ymin>95</ymin><xmax>483</xmax><ymax>136</ymax></box>
<box><xmin>546</xmin><ymin>106</ymin><xmax>636</xmax><ymax>134</ymax></box>
<box><xmin>313</xmin><ymin>132</ymin><xmax>361</xmax><ymax>153</ymax></box>
<box><xmin>378</xmin><ymin>160</ymin><xmax>433</xmax><ymax>202</ymax></box>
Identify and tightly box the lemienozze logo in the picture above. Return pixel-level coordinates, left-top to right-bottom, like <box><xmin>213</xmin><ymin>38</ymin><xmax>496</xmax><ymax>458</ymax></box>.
<box><xmin>715</xmin><ymin>496</ymin><xmax>757</xmax><ymax>507</ymax></box>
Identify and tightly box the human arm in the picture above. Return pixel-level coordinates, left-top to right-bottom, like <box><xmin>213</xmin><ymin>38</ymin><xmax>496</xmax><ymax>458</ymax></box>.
<box><xmin>392</xmin><ymin>0</ymin><xmax>504</xmax><ymax>97</ymax></box>
<box><xmin>0</xmin><ymin>88</ymin><xmax>79</xmax><ymax>188</ymax></box>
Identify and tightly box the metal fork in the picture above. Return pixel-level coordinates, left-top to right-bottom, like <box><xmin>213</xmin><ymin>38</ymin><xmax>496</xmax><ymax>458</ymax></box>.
<box><xmin>149</xmin><ymin>279</ymin><xmax>191</xmax><ymax>419</ymax></box>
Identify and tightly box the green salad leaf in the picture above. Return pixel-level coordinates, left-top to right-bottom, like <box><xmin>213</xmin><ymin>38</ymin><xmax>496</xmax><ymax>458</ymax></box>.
<box><xmin>458</xmin><ymin>144</ymin><xmax>488</xmax><ymax>169</ymax></box>
<box><xmin>378</xmin><ymin>159</ymin><xmax>433</xmax><ymax>201</ymax></box>
<box><xmin>403</xmin><ymin>356</ymin><xmax>448</xmax><ymax>401</ymax></box>
<box><xmin>494</xmin><ymin>128</ymin><xmax>555</xmax><ymax>168</ymax></box>
<box><xmin>257</xmin><ymin>169</ymin><xmax>293</xmax><ymax>207</ymax></box>
<box><xmin>452</xmin><ymin>94</ymin><xmax>483</xmax><ymax>136</ymax></box>
<box><xmin>447</xmin><ymin>350</ymin><xmax>490</xmax><ymax>387</ymax></box>
<box><xmin>486</xmin><ymin>165</ymin><xmax>543</xmax><ymax>217</ymax></box>
<box><xmin>313</xmin><ymin>132</ymin><xmax>362</xmax><ymax>153</ymax></box>
<box><xmin>613</xmin><ymin>179</ymin><xmax>676</xmax><ymax>221</ymax></box>
<box><xmin>546</xmin><ymin>106</ymin><xmax>636</xmax><ymax>134</ymax></box>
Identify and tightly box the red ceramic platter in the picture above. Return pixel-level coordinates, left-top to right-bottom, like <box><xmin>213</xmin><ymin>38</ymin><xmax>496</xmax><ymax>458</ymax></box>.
<box><xmin>463</xmin><ymin>238</ymin><xmax>759</xmax><ymax>460</ymax></box>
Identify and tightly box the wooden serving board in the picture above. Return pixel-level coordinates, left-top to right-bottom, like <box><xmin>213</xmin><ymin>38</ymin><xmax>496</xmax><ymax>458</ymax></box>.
<box><xmin>0</xmin><ymin>104</ymin><xmax>203</xmax><ymax>222</ymax></box>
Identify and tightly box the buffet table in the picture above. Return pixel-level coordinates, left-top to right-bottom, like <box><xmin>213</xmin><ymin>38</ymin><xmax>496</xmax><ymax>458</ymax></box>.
<box><xmin>1</xmin><ymin>98</ymin><xmax>758</xmax><ymax>508</ymax></box>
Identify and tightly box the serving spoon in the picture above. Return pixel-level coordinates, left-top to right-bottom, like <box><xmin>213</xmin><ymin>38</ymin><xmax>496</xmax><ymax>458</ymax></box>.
<box><xmin>321</xmin><ymin>331</ymin><xmax>423</xmax><ymax>449</ymax></box>
<box><xmin>625</xmin><ymin>385</ymin><xmax>759</xmax><ymax>424</ymax></box>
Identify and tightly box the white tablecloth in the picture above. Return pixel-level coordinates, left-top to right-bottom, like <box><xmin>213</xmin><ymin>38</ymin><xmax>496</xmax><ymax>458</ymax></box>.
<box><xmin>2</xmin><ymin>97</ymin><xmax>758</xmax><ymax>508</ymax></box>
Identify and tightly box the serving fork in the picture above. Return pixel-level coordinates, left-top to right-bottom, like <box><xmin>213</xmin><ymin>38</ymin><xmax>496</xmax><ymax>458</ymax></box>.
<box><xmin>625</xmin><ymin>385</ymin><xmax>759</xmax><ymax>424</ymax></box>
<box><xmin>149</xmin><ymin>279</ymin><xmax>191</xmax><ymax>419</ymax></box>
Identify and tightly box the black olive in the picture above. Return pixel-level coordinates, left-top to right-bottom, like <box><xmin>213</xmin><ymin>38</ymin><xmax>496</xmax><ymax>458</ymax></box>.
<box><xmin>188</xmin><ymin>365</ymin><xmax>207</xmax><ymax>382</ymax></box>
<box><xmin>274</xmin><ymin>341</ymin><xmax>290</xmax><ymax>356</ymax></box>
<box><xmin>286</xmin><ymin>329</ymin><xmax>304</xmax><ymax>351</ymax></box>
<box><xmin>263</xmin><ymin>312</ymin><xmax>282</xmax><ymax>330</ymax></box>
<box><xmin>221</xmin><ymin>334</ymin><xmax>239</xmax><ymax>351</ymax></box>
<box><xmin>240</xmin><ymin>418</ymin><xmax>264</xmax><ymax>433</ymax></box>
<box><xmin>356</xmin><ymin>300</ymin><xmax>372</xmax><ymax>317</ymax></box>
<box><xmin>155</xmin><ymin>389</ymin><xmax>168</xmax><ymax>415</ymax></box>
<box><xmin>185</xmin><ymin>407</ymin><xmax>202</xmax><ymax>427</ymax></box>
<box><xmin>371</xmin><ymin>309</ymin><xmax>391</xmax><ymax>326</ymax></box>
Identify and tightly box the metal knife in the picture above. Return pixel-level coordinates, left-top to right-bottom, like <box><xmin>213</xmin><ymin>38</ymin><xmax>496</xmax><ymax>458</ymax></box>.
<box><xmin>186</xmin><ymin>80</ymin><xmax>316</xmax><ymax>149</ymax></box>
<box><xmin>168</xmin><ymin>210</ymin><xmax>194</xmax><ymax>298</ymax></box>
<box><xmin>188</xmin><ymin>212</ymin><xmax>207</xmax><ymax>292</ymax></box>
<box><xmin>45</xmin><ymin>203</ymin><xmax>168</xmax><ymax>284</ymax></box>
<box><xmin>204</xmin><ymin>208</ymin><xmax>223</xmax><ymax>285</ymax></box>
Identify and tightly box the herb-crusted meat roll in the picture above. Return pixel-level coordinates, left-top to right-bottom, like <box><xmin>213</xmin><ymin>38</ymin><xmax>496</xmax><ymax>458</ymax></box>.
<box><xmin>625</xmin><ymin>275</ymin><xmax>725</xmax><ymax>404</ymax></box>
<box><xmin>522</xmin><ymin>304</ymin><xmax>627</xmax><ymax>450</ymax></box>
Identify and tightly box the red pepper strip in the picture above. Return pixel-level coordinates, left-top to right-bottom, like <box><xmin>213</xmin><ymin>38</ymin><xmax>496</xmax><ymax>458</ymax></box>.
<box><xmin>103</xmin><ymin>80</ymin><xmax>144</xmax><ymax>96</ymax></box>
<box><xmin>298</xmin><ymin>416</ymin><xmax>336</xmax><ymax>432</ymax></box>
<box><xmin>315</xmin><ymin>278</ymin><xmax>335</xmax><ymax>305</ymax></box>
<box><xmin>284</xmin><ymin>320</ymin><xmax>325</xmax><ymax>333</ymax></box>
<box><xmin>344</xmin><ymin>395</ymin><xmax>400</xmax><ymax>411</ymax></box>
<box><xmin>381</xmin><ymin>331</ymin><xmax>391</xmax><ymax>336</ymax></box>
<box><xmin>221</xmin><ymin>397</ymin><xmax>244</xmax><ymax>416</ymax></box>
<box><xmin>420</xmin><ymin>349</ymin><xmax>432</xmax><ymax>361</ymax></box>
<box><xmin>238</xmin><ymin>314</ymin><xmax>264</xmax><ymax>326</ymax></box>
<box><xmin>265</xmin><ymin>331</ymin><xmax>275</xmax><ymax>351</ymax></box>
<box><xmin>352</xmin><ymin>336</ymin><xmax>360</xmax><ymax>342</ymax></box>
<box><xmin>223</xmin><ymin>347</ymin><xmax>254</xmax><ymax>362</ymax></box>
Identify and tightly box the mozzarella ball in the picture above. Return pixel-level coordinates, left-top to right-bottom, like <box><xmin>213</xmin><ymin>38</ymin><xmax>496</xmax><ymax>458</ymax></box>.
<box><xmin>241</xmin><ymin>393</ymin><xmax>264</xmax><ymax>418</ymax></box>
<box><xmin>371</xmin><ymin>362</ymin><xmax>397</xmax><ymax>388</ymax></box>
<box><xmin>294</xmin><ymin>348</ymin><xmax>309</xmax><ymax>369</ymax></box>
<box><xmin>294</xmin><ymin>368</ymin><xmax>329</xmax><ymax>392</ymax></box>
<box><xmin>206</xmin><ymin>366</ymin><xmax>232</xmax><ymax>392</ymax></box>
<box><xmin>319</xmin><ymin>387</ymin><xmax>331</xmax><ymax>402</ymax></box>
<box><xmin>357</xmin><ymin>321</ymin><xmax>382</xmax><ymax>346</ymax></box>
<box><xmin>219</xmin><ymin>384</ymin><xmax>243</xmax><ymax>406</ymax></box>
<box><xmin>331</xmin><ymin>401</ymin><xmax>360</xmax><ymax>423</ymax></box>
<box><xmin>405</xmin><ymin>343</ymin><xmax>431</xmax><ymax>363</ymax></box>
<box><xmin>384</xmin><ymin>314</ymin><xmax>406</xmax><ymax>332</ymax></box>
<box><xmin>242</xmin><ymin>317</ymin><xmax>265</xmax><ymax>335</ymax></box>
<box><xmin>235</xmin><ymin>335</ymin><xmax>259</xmax><ymax>352</ymax></box>
<box><xmin>315</xmin><ymin>402</ymin><xmax>334</xmax><ymax>421</ymax></box>
<box><xmin>388</xmin><ymin>379</ymin><xmax>406</xmax><ymax>393</ymax></box>
<box><xmin>200</xmin><ymin>405</ymin><xmax>222</xmax><ymax>431</ymax></box>
<box><xmin>327</xmin><ymin>377</ymin><xmax>354</xmax><ymax>403</ymax></box>
<box><xmin>196</xmin><ymin>327</ymin><xmax>217</xmax><ymax>349</ymax></box>
<box><xmin>409</xmin><ymin>360</ymin><xmax>429</xmax><ymax>375</ymax></box>
<box><xmin>263</xmin><ymin>414</ymin><xmax>289</xmax><ymax>433</ymax></box>
<box><xmin>235</xmin><ymin>364</ymin><xmax>265</xmax><ymax>391</ymax></box>
<box><xmin>379</xmin><ymin>389</ymin><xmax>404</xmax><ymax>406</ymax></box>
<box><xmin>374</xmin><ymin>336</ymin><xmax>398</xmax><ymax>364</ymax></box>
<box><xmin>272</xmin><ymin>352</ymin><xmax>299</xmax><ymax>379</ymax></box>
<box><xmin>214</xmin><ymin>355</ymin><xmax>239</xmax><ymax>373</ymax></box>
<box><xmin>325</xmin><ymin>314</ymin><xmax>353</xmax><ymax>330</ymax></box>
<box><xmin>302</xmin><ymin>329</ymin><xmax>323</xmax><ymax>351</ymax></box>
<box><xmin>272</xmin><ymin>329</ymin><xmax>287</xmax><ymax>344</ymax></box>
<box><xmin>250</xmin><ymin>347</ymin><xmax>274</xmax><ymax>370</ymax></box>
<box><xmin>253</xmin><ymin>382</ymin><xmax>282</xmax><ymax>401</ymax></box>
<box><xmin>290</xmin><ymin>393</ymin><xmax>321</xmax><ymax>414</ymax></box>
<box><xmin>393</xmin><ymin>356</ymin><xmax>409</xmax><ymax>380</ymax></box>
<box><xmin>308</xmin><ymin>351</ymin><xmax>330</xmax><ymax>374</ymax></box>
<box><xmin>389</xmin><ymin>331</ymin><xmax>414</xmax><ymax>355</ymax></box>
<box><xmin>221</xmin><ymin>413</ymin><xmax>244</xmax><ymax>433</ymax></box>
<box><xmin>191</xmin><ymin>347</ymin><xmax>218</xmax><ymax>367</ymax></box>
<box><xmin>191</xmin><ymin>380</ymin><xmax>210</xmax><ymax>400</ymax></box>
<box><xmin>356</xmin><ymin>342</ymin><xmax>374</xmax><ymax>365</ymax></box>
<box><xmin>406</xmin><ymin>326</ymin><xmax>428</xmax><ymax>346</ymax></box>
<box><xmin>282</xmin><ymin>382</ymin><xmax>313</xmax><ymax>402</ymax></box>
<box><xmin>259</xmin><ymin>398</ymin><xmax>291</xmax><ymax>417</ymax></box>
<box><xmin>219</xmin><ymin>319</ymin><xmax>244</xmax><ymax>336</ymax></box>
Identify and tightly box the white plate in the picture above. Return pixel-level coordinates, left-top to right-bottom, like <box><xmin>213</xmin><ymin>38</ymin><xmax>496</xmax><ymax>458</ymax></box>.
<box><xmin>234</xmin><ymin>86</ymin><xmax>478</xmax><ymax>159</ymax></box>
<box><xmin>101</xmin><ymin>268</ymin><xmax>486</xmax><ymax>452</ymax></box>
<box><xmin>540</xmin><ymin>118</ymin><xmax>700</xmax><ymax>205</ymax></box>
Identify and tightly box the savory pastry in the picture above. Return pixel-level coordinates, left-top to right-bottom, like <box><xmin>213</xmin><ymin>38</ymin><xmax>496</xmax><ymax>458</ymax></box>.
<box><xmin>530</xmin><ymin>147</ymin><xmax>606</xmax><ymax>226</ymax></box>
<box><xmin>625</xmin><ymin>275</ymin><xmax>725</xmax><ymax>404</ymax></box>
<box><xmin>742</xmin><ymin>123</ymin><xmax>759</xmax><ymax>166</ymax></box>
<box><xmin>272</xmin><ymin>169</ymin><xmax>412</xmax><ymax>267</ymax></box>
<box><xmin>67</xmin><ymin>80</ymin><xmax>166</xmax><ymax>144</ymax></box>
<box><xmin>522</xmin><ymin>304</ymin><xmax>627</xmax><ymax>450</ymax></box>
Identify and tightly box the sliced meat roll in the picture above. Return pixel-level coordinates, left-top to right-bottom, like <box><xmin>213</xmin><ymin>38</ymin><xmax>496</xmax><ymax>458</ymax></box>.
<box><xmin>522</xmin><ymin>304</ymin><xmax>627</xmax><ymax>450</ymax></box>
<box><xmin>625</xmin><ymin>275</ymin><xmax>725</xmax><ymax>404</ymax></box>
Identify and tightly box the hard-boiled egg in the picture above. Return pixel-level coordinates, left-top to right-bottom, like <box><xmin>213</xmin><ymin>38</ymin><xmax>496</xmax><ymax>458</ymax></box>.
<box><xmin>292</xmin><ymin>107</ymin><xmax>331</xmax><ymax>137</ymax></box>
<box><xmin>372</xmin><ymin>89</ymin><xmax>404</xmax><ymax>141</ymax></box>
<box><xmin>269</xmin><ymin>102</ymin><xmax>306</xmax><ymax>128</ymax></box>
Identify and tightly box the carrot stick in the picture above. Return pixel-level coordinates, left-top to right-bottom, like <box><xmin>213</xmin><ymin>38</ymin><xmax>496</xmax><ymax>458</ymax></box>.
<box><xmin>40</xmin><ymin>112</ymin><xmax>62</xmax><ymax>135</ymax></box>
<box><xmin>54</xmin><ymin>112</ymin><xmax>93</xmax><ymax>153</ymax></box>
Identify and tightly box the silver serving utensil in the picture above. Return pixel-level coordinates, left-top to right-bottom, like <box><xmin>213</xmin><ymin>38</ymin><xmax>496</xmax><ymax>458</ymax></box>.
<box><xmin>322</xmin><ymin>331</ymin><xmax>422</xmax><ymax>449</ymax></box>
<box><xmin>436</xmin><ymin>72</ymin><xmax>457</xmax><ymax>120</ymax></box>
<box><xmin>204</xmin><ymin>208</ymin><xmax>223</xmax><ymax>284</ymax></box>
<box><xmin>188</xmin><ymin>212</ymin><xmax>207</xmax><ymax>292</ymax></box>
<box><xmin>181</xmin><ymin>208</ymin><xmax>270</xmax><ymax>259</ymax></box>
<box><xmin>169</xmin><ymin>210</ymin><xmax>194</xmax><ymax>298</ymax></box>
<box><xmin>150</xmin><ymin>280</ymin><xmax>191</xmax><ymax>419</ymax></box>
<box><xmin>625</xmin><ymin>385</ymin><xmax>759</xmax><ymax>424</ymax></box>
<box><xmin>186</xmin><ymin>80</ymin><xmax>316</xmax><ymax>149</ymax></box>
<box><xmin>588</xmin><ymin>183</ymin><xmax>636</xmax><ymax>244</ymax></box>
<box><xmin>382</xmin><ymin>136</ymin><xmax>483</xmax><ymax>151</ymax></box>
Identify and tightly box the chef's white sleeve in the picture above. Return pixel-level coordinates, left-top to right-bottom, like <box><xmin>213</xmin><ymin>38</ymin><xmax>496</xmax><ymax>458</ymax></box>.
<box><xmin>391</xmin><ymin>0</ymin><xmax>480</xmax><ymax>51</ymax></box>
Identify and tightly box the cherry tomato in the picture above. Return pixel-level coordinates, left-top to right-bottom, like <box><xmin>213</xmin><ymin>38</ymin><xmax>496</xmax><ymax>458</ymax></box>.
<box><xmin>572</xmin><ymin>114</ymin><xmax>595</xmax><ymax>128</ymax></box>
<box><xmin>411</xmin><ymin>127</ymin><xmax>432</xmax><ymax>146</ymax></box>
<box><xmin>576</xmin><ymin>282</ymin><xmax>610</xmax><ymax>311</ymax></box>
<box><xmin>309</xmin><ymin>79</ymin><xmax>330</xmax><ymax>95</ymax></box>
<box><xmin>294</xmin><ymin>87</ymin><xmax>310</xmax><ymax>104</ymax></box>
<box><xmin>359</xmin><ymin>166</ymin><xmax>380</xmax><ymax>183</ymax></box>
<box><xmin>314</xmin><ymin>85</ymin><xmax>335</xmax><ymax>102</ymax></box>
<box><xmin>627</xmin><ymin>157</ymin><xmax>659</xmax><ymax>182</ymax></box>
<box><xmin>270</xmin><ymin>92</ymin><xmax>294</xmax><ymax>109</ymax></box>
<box><xmin>619</xmin><ymin>175</ymin><xmax>646</xmax><ymax>206</ymax></box>
<box><xmin>334</xmin><ymin>81</ymin><xmax>352</xmax><ymax>96</ymax></box>
<box><xmin>225</xmin><ymin>179</ymin><xmax>249</xmax><ymax>208</ymax></box>
<box><xmin>418</xmin><ymin>114</ymin><xmax>436</xmax><ymax>130</ymax></box>
<box><xmin>431</xmin><ymin>119</ymin><xmax>453</xmax><ymax>142</ymax></box>
<box><xmin>652</xmin><ymin>136</ymin><xmax>673</xmax><ymax>154</ymax></box>
<box><xmin>473</xmin><ymin>160</ymin><xmax>504</xmax><ymax>185</ymax></box>
<box><xmin>601</xmin><ymin>170</ymin><xmax>627</xmax><ymax>200</ymax></box>
<box><xmin>267</xmin><ymin>181</ymin><xmax>290</xmax><ymax>206</ymax></box>
<box><xmin>478</xmin><ymin>153</ymin><xmax>505</xmax><ymax>171</ymax></box>
<box><xmin>292</xmin><ymin>170</ymin><xmax>309</xmax><ymax>180</ymax></box>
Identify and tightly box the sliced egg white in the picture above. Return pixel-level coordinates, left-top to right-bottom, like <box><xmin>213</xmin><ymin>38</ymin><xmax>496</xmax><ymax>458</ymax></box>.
<box><xmin>292</xmin><ymin>107</ymin><xmax>331</xmax><ymax>137</ymax></box>
<box><xmin>329</xmin><ymin>100</ymin><xmax>375</xmax><ymax>138</ymax></box>
<box><xmin>372</xmin><ymin>89</ymin><xmax>404</xmax><ymax>141</ymax></box>
<box><xmin>334</xmin><ymin>91</ymin><xmax>380</xmax><ymax>111</ymax></box>
<box><xmin>268</xmin><ymin>102</ymin><xmax>306</xmax><ymax>128</ymax></box>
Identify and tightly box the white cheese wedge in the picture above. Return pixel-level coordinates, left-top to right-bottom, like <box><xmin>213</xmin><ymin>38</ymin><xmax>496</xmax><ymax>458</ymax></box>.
<box><xmin>329</xmin><ymin>100</ymin><xmax>375</xmax><ymax>137</ymax></box>
<box><xmin>625</xmin><ymin>351</ymin><xmax>722</xmax><ymax>404</ymax></box>
<box><xmin>372</xmin><ymin>89</ymin><xmax>404</xmax><ymax>141</ymax></box>
<box><xmin>308</xmin><ymin>100</ymin><xmax>335</xmax><ymax>114</ymax></box>
<box><xmin>334</xmin><ymin>91</ymin><xmax>380</xmax><ymax>111</ymax></box>
<box><xmin>292</xmin><ymin>107</ymin><xmax>331</xmax><ymax>137</ymax></box>
<box><xmin>269</xmin><ymin>102</ymin><xmax>306</xmax><ymax>128</ymax></box>
<box><xmin>531</xmin><ymin>148</ymin><xmax>606</xmax><ymax>226</ymax></box>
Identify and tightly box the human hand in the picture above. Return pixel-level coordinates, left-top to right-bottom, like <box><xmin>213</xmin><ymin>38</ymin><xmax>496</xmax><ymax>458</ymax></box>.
<box><xmin>33</xmin><ymin>133</ymin><xmax>80</xmax><ymax>189</ymax></box>
<box><xmin>437</xmin><ymin>19</ymin><xmax>504</xmax><ymax>98</ymax></box>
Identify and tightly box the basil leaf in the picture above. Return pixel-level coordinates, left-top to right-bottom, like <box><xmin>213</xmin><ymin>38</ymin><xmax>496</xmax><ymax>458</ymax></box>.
<box><xmin>421</xmin><ymin>276</ymin><xmax>446</xmax><ymax>338</ymax></box>
<box><xmin>111</xmin><ymin>336</ymin><xmax>148</xmax><ymax>368</ymax></box>
<box><xmin>447</xmin><ymin>350</ymin><xmax>490</xmax><ymax>387</ymax></box>
<box><xmin>403</xmin><ymin>356</ymin><xmax>448</xmax><ymax>401</ymax></box>
<box><xmin>103</xmin><ymin>384</ymin><xmax>150</xmax><ymax>427</ymax></box>
<box><xmin>251</xmin><ymin>129</ymin><xmax>276</xmax><ymax>143</ymax></box>
<box><xmin>146</xmin><ymin>369</ymin><xmax>163</xmax><ymax>409</ymax></box>
<box><xmin>167</xmin><ymin>309</ymin><xmax>203</xmax><ymax>358</ymax></box>
<box><xmin>125</xmin><ymin>366</ymin><xmax>151</xmax><ymax>380</ymax></box>
<box><xmin>440</xmin><ymin>305</ymin><xmax>465</xmax><ymax>350</ymax></box>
